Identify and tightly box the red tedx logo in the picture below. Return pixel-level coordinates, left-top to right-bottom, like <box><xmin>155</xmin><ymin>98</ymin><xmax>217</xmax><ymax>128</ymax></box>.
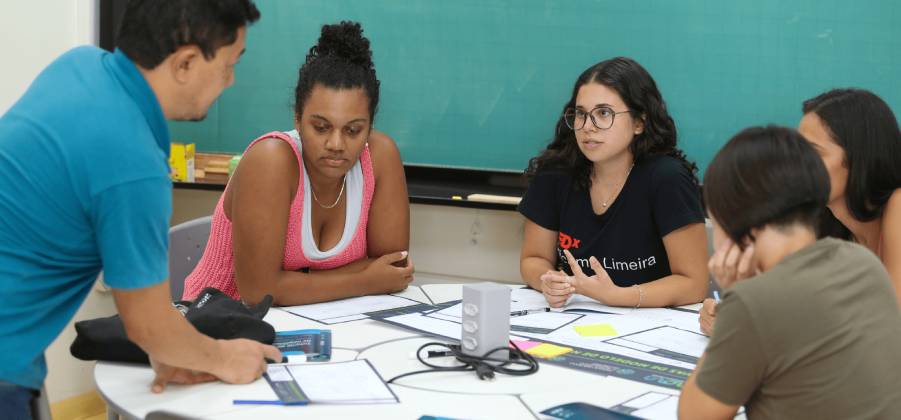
<box><xmin>558</xmin><ymin>232</ymin><xmax>580</xmax><ymax>250</ymax></box>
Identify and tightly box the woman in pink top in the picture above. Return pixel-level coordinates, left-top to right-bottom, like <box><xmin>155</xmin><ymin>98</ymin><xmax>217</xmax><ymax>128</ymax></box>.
<box><xmin>183</xmin><ymin>21</ymin><xmax>413</xmax><ymax>305</ymax></box>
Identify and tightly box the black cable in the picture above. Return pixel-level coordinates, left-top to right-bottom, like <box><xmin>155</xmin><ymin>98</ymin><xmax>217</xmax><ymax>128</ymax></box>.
<box><xmin>386</xmin><ymin>340</ymin><xmax>539</xmax><ymax>384</ymax></box>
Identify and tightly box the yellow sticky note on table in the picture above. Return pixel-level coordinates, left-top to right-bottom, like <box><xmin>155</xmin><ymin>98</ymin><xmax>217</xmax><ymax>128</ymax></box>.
<box><xmin>525</xmin><ymin>343</ymin><xmax>573</xmax><ymax>359</ymax></box>
<box><xmin>574</xmin><ymin>323</ymin><xmax>618</xmax><ymax>337</ymax></box>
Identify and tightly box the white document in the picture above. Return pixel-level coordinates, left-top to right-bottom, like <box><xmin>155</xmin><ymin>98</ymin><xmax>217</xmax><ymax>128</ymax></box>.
<box><xmin>563</xmin><ymin>294</ymin><xmax>633</xmax><ymax>315</ymax></box>
<box><xmin>518</xmin><ymin>313</ymin><xmax>683</xmax><ymax>365</ymax></box>
<box><xmin>510</xmin><ymin>287</ymin><xmax>549</xmax><ymax>306</ymax></box>
<box><xmin>609</xmin><ymin>391</ymin><xmax>679</xmax><ymax>420</ymax></box>
<box><xmin>391</xmin><ymin>285</ymin><xmax>430</xmax><ymax>304</ymax></box>
<box><xmin>511</xmin><ymin>287</ymin><xmax>704</xmax><ymax>315</ymax></box>
<box><xmin>425</xmin><ymin>312</ymin><xmax>463</xmax><ymax>323</ymax></box>
<box><xmin>428</xmin><ymin>299</ymin><xmax>578</xmax><ymax>333</ymax></box>
<box><xmin>608</xmin><ymin>326</ymin><xmax>708</xmax><ymax>360</ymax></box>
<box><xmin>319</xmin><ymin>313</ymin><xmax>368</xmax><ymax>324</ymax></box>
<box><xmin>266</xmin><ymin>365</ymin><xmax>293</xmax><ymax>382</ymax></box>
<box><xmin>385</xmin><ymin>312</ymin><xmax>462</xmax><ymax>340</ymax></box>
<box><xmin>512</xmin><ymin>326</ymin><xmax>695</xmax><ymax>370</ymax></box>
<box><xmin>621</xmin><ymin>392</ymin><xmax>671</xmax><ymax>409</ymax></box>
<box><xmin>434</xmin><ymin>300</ymin><xmax>548</xmax><ymax>319</ymax></box>
<box><xmin>617</xmin><ymin>390</ymin><xmax>747</xmax><ymax>420</ymax></box>
<box><xmin>235</xmin><ymin>372</ymin><xmax>282</xmax><ymax>402</ymax></box>
<box><xmin>535</xmin><ymin>313</ymin><xmax>663</xmax><ymax>343</ymax></box>
<box><xmin>586</xmin><ymin>339</ymin><xmax>696</xmax><ymax>370</ymax></box>
<box><xmin>282</xmin><ymin>294</ymin><xmax>420</xmax><ymax>324</ymax></box>
<box><xmin>676</xmin><ymin>302</ymin><xmax>703</xmax><ymax>312</ymax></box>
<box><xmin>563</xmin><ymin>297</ymin><xmax>705</xmax><ymax>334</ymax></box>
<box><xmin>432</xmin><ymin>302</ymin><xmax>464</xmax><ymax>319</ymax></box>
<box><xmin>629</xmin><ymin>394</ymin><xmax>679</xmax><ymax>420</ymax></box>
<box><xmin>286</xmin><ymin>360</ymin><xmax>397</xmax><ymax>404</ymax></box>
<box><xmin>627</xmin><ymin>308</ymin><xmax>704</xmax><ymax>334</ymax></box>
<box><xmin>511</xmin><ymin>311</ymin><xmax>582</xmax><ymax>331</ymax></box>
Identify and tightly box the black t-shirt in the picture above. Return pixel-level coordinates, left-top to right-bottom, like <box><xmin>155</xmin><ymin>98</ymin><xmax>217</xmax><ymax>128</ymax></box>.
<box><xmin>518</xmin><ymin>155</ymin><xmax>705</xmax><ymax>287</ymax></box>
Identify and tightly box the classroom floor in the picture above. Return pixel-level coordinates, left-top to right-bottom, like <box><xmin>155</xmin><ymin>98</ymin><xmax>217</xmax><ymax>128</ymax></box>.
<box><xmin>50</xmin><ymin>391</ymin><xmax>107</xmax><ymax>420</ymax></box>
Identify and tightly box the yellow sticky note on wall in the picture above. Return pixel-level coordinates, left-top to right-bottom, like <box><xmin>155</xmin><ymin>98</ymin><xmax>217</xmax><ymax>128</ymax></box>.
<box><xmin>525</xmin><ymin>343</ymin><xmax>573</xmax><ymax>359</ymax></box>
<box><xmin>573</xmin><ymin>323</ymin><xmax>618</xmax><ymax>337</ymax></box>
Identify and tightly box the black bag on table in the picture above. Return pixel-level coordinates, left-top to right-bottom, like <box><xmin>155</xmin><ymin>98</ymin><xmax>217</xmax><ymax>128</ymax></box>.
<box><xmin>70</xmin><ymin>287</ymin><xmax>275</xmax><ymax>364</ymax></box>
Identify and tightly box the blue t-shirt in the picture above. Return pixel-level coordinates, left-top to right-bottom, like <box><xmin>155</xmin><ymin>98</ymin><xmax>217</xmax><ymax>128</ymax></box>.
<box><xmin>0</xmin><ymin>47</ymin><xmax>171</xmax><ymax>389</ymax></box>
<box><xmin>518</xmin><ymin>156</ymin><xmax>705</xmax><ymax>286</ymax></box>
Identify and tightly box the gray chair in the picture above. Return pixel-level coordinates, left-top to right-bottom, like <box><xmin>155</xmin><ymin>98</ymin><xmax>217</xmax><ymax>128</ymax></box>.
<box><xmin>168</xmin><ymin>216</ymin><xmax>213</xmax><ymax>301</ymax></box>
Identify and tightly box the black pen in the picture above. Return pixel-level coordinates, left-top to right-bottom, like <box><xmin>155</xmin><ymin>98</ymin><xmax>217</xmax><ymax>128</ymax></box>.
<box><xmin>510</xmin><ymin>308</ymin><xmax>550</xmax><ymax>317</ymax></box>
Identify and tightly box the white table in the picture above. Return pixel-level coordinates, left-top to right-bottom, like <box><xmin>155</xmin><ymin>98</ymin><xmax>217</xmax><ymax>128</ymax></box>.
<box><xmin>96</xmin><ymin>284</ymin><xmax>688</xmax><ymax>419</ymax></box>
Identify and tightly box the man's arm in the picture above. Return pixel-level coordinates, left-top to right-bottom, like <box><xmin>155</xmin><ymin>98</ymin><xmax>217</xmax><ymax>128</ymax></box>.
<box><xmin>113</xmin><ymin>280</ymin><xmax>282</xmax><ymax>392</ymax></box>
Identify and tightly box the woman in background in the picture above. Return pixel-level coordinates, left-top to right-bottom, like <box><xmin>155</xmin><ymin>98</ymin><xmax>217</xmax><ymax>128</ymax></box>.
<box><xmin>183</xmin><ymin>21</ymin><xmax>413</xmax><ymax>305</ymax></box>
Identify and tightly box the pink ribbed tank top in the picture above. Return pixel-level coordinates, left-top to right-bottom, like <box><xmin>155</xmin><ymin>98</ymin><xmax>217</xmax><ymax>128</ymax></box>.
<box><xmin>182</xmin><ymin>131</ymin><xmax>375</xmax><ymax>300</ymax></box>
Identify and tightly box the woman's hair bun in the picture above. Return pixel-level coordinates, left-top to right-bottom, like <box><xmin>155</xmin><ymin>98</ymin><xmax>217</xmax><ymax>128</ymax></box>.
<box><xmin>306</xmin><ymin>21</ymin><xmax>373</xmax><ymax>69</ymax></box>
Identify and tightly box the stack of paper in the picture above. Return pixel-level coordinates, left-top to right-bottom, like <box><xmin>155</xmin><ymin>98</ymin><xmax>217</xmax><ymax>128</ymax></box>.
<box><xmin>282</xmin><ymin>294</ymin><xmax>421</xmax><ymax>324</ymax></box>
<box><xmin>264</xmin><ymin>360</ymin><xmax>398</xmax><ymax>405</ymax></box>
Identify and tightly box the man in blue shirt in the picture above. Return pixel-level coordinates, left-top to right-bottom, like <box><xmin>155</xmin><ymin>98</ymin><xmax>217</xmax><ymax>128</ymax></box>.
<box><xmin>0</xmin><ymin>1</ymin><xmax>280</xmax><ymax>417</ymax></box>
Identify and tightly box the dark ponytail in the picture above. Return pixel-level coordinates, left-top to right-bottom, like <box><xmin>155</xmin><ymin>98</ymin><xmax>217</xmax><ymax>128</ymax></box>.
<box><xmin>294</xmin><ymin>21</ymin><xmax>380</xmax><ymax>122</ymax></box>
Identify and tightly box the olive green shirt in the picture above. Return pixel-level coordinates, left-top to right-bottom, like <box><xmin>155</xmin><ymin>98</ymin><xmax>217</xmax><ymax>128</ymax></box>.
<box><xmin>697</xmin><ymin>238</ymin><xmax>901</xmax><ymax>419</ymax></box>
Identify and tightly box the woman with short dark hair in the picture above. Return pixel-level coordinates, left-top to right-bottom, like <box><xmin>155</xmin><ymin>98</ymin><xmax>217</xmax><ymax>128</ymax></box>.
<box><xmin>680</xmin><ymin>125</ymin><xmax>901</xmax><ymax>419</ymax></box>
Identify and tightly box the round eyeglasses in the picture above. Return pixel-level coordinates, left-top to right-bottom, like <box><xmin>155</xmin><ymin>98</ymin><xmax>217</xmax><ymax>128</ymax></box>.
<box><xmin>563</xmin><ymin>106</ymin><xmax>632</xmax><ymax>130</ymax></box>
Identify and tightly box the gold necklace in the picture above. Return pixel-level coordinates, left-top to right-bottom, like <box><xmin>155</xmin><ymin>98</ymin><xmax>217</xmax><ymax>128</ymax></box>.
<box><xmin>598</xmin><ymin>164</ymin><xmax>634</xmax><ymax>208</ymax></box>
<box><xmin>311</xmin><ymin>175</ymin><xmax>346</xmax><ymax>209</ymax></box>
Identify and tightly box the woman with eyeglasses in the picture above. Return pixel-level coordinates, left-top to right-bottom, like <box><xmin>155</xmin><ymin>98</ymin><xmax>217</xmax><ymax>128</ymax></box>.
<box><xmin>181</xmin><ymin>22</ymin><xmax>413</xmax><ymax>306</ymax></box>
<box><xmin>518</xmin><ymin>57</ymin><xmax>708</xmax><ymax>308</ymax></box>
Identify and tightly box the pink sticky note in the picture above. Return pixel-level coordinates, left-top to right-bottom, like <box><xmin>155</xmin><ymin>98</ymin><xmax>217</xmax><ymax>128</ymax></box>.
<box><xmin>511</xmin><ymin>339</ymin><xmax>542</xmax><ymax>351</ymax></box>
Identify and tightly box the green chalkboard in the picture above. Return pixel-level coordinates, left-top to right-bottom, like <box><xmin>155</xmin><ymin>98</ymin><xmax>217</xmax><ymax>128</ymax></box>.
<box><xmin>169</xmin><ymin>0</ymin><xmax>901</xmax><ymax>174</ymax></box>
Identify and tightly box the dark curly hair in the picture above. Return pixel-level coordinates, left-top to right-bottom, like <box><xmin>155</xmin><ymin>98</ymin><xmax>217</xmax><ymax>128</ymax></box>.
<box><xmin>294</xmin><ymin>21</ymin><xmax>380</xmax><ymax>122</ymax></box>
<box><xmin>525</xmin><ymin>57</ymin><xmax>697</xmax><ymax>190</ymax></box>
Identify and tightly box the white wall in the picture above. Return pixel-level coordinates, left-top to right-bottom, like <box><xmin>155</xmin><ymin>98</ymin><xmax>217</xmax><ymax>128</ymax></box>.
<box><xmin>0</xmin><ymin>1</ymin><xmax>96</xmax><ymax>113</ymax></box>
<box><xmin>410</xmin><ymin>204</ymin><xmax>524</xmax><ymax>283</ymax></box>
